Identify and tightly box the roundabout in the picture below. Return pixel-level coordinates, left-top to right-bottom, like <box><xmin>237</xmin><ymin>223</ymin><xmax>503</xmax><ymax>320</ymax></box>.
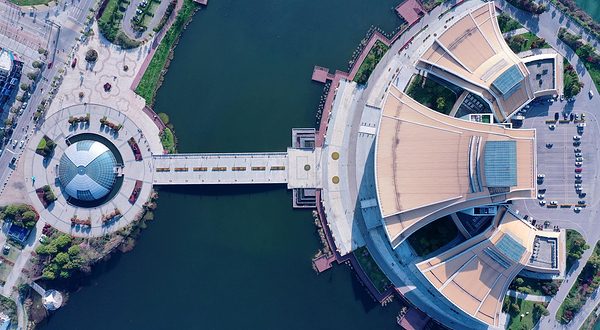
<box><xmin>23</xmin><ymin>104</ymin><xmax>155</xmax><ymax>237</ymax></box>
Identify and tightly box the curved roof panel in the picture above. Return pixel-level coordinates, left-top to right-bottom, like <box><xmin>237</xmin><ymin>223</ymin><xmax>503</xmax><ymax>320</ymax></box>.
<box><xmin>58</xmin><ymin>140</ymin><xmax>117</xmax><ymax>201</ymax></box>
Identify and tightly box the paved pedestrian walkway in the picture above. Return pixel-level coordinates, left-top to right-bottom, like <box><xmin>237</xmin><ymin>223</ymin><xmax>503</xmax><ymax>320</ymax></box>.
<box><xmin>502</xmin><ymin>27</ymin><xmax>529</xmax><ymax>38</ymax></box>
<box><xmin>507</xmin><ymin>289</ymin><xmax>552</xmax><ymax>303</ymax></box>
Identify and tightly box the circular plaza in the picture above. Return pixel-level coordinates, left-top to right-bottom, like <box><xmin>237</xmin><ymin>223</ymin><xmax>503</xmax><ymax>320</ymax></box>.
<box><xmin>22</xmin><ymin>104</ymin><xmax>155</xmax><ymax>237</ymax></box>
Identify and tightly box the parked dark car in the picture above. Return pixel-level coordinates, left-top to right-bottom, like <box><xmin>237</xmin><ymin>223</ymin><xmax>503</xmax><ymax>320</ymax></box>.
<box><xmin>570</xmin><ymin>113</ymin><xmax>574</xmax><ymax>121</ymax></box>
<box><xmin>71</xmin><ymin>58</ymin><xmax>77</xmax><ymax>68</ymax></box>
<box><xmin>555</xmin><ymin>112</ymin><xmax>559</xmax><ymax>120</ymax></box>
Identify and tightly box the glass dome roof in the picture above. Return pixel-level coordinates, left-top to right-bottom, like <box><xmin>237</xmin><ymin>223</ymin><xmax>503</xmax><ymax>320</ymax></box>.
<box><xmin>58</xmin><ymin>140</ymin><xmax>117</xmax><ymax>201</ymax></box>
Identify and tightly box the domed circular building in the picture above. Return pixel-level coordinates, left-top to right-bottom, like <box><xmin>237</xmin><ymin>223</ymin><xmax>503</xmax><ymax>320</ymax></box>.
<box><xmin>58</xmin><ymin>140</ymin><xmax>118</xmax><ymax>201</ymax></box>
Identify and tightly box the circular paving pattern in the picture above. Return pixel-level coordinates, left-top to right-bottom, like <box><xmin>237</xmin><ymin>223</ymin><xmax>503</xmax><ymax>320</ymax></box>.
<box><xmin>23</xmin><ymin>104</ymin><xmax>155</xmax><ymax>237</ymax></box>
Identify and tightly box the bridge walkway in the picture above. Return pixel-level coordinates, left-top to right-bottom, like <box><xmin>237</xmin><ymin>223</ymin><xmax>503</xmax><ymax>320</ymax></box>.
<box><xmin>152</xmin><ymin>152</ymin><xmax>289</xmax><ymax>185</ymax></box>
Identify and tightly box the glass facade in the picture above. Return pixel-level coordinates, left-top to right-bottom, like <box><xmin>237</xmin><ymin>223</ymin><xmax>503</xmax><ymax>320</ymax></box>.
<box><xmin>58</xmin><ymin>141</ymin><xmax>117</xmax><ymax>201</ymax></box>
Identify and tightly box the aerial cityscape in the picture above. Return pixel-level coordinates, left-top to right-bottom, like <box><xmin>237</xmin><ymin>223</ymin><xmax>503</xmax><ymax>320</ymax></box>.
<box><xmin>0</xmin><ymin>0</ymin><xmax>597</xmax><ymax>329</ymax></box>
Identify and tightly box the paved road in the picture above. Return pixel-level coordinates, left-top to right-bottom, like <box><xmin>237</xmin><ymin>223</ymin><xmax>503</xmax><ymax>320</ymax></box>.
<box><xmin>494</xmin><ymin>0</ymin><xmax>600</xmax><ymax>328</ymax></box>
<box><xmin>122</xmin><ymin>0</ymin><xmax>172</xmax><ymax>40</ymax></box>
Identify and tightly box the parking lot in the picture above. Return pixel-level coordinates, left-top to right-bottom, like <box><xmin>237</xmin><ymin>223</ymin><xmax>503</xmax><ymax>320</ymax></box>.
<box><xmin>513</xmin><ymin>102</ymin><xmax>600</xmax><ymax>227</ymax></box>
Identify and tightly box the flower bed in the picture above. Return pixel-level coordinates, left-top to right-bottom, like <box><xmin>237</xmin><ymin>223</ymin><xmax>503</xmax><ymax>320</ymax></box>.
<box><xmin>127</xmin><ymin>137</ymin><xmax>142</xmax><ymax>160</ymax></box>
<box><xmin>35</xmin><ymin>185</ymin><xmax>57</xmax><ymax>208</ymax></box>
<box><xmin>129</xmin><ymin>180</ymin><xmax>143</xmax><ymax>204</ymax></box>
<box><xmin>100</xmin><ymin>116</ymin><xmax>122</xmax><ymax>132</ymax></box>
<box><xmin>68</xmin><ymin>114</ymin><xmax>90</xmax><ymax>127</ymax></box>
<box><xmin>35</xmin><ymin>135</ymin><xmax>56</xmax><ymax>158</ymax></box>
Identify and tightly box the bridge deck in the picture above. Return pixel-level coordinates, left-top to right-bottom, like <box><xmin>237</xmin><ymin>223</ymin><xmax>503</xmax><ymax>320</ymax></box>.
<box><xmin>152</xmin><ymin>153</ymin><xmax>289</xmax><ymax>185</ymax></box>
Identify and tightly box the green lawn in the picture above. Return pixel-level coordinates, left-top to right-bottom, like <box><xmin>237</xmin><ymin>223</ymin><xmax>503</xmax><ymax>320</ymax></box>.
<box><xmin>135</xmin><ymin>0</ymin><xmax>198</xmax><ymax>104</ymax></box>
<box><xmin>406</xmin><ymin>75</ymin><xmax>456</xmax><ymax>115</ymax></box>
<box><xmin>7</xmin><ymin>0</ymin><xmax>52</xmax><ymax>6</ymax></box>
<box><xmin>354</xmin><ymin>246</ymin><xmax>391</xmax><ymax>293</ymax></box>
<box><xmin>0</xmin><ymin>263</ymin><xmax>13</xmax><ymax>282</ymax></box>
<box><xmin>4</xmin><ymin>246</ymin><xmax>21</xmax><ymax>263</ymax></box>
<box><xmin>407</xmin><ymin>215</ymin><xmax>458</xmax><ymax>257</ymax></box>
<box><xmin>99</xmin><ymin>0</ymin><xmax>120</xmax><ymax>26</ymax></box>
<box><xmin>498</xmin><ymin>12</ymin><xmax>523</xmax><ymax>33</ymax></box>
<box><xmin>505</xmin><ymin>298</ymin><xmax>544</xmax><ymax>330</ymax></box>
<box><xmin>508</xmin><ymin>32</ymin><xmax>550</xmax><ymax>53</ymax></box>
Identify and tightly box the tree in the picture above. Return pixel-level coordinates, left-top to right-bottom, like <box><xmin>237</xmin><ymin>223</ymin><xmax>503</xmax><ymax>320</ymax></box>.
<box><xmin>535</xmin><ymin>303</ymin><xmax>550</xmax><ymax>316</ymax></box>
<box><xmin>20</xmin><ymin>84</ymin><xmax>29</xmax><ymax>91</ymax></box>
<box><xmin>35</xmin><ymin>245</ymin><xmax>48</xmax><ymax>255</ymax></box>
<box><xmin>68</xmin><ymin>245</ymin><xmax>80</xmax><ymax>256</ymax></box>
<box><xmin>436</xmin><ymin>97</ymin><xmax>445</xmax><ymax>110</ymax></box>
<box><xmin>17</xmin><ymin>283</ymin><xmax>29</xmax><ymax>297</ymax></box>
<box><xmin>3</xmin><ymin>118</ymin><xmax>12</xmax><ymax>126</ymax></box>
<box><xmin>31</xmin><ymin>61</ymin><xmax>42</xmax><ymax>69</ymax></box>
<box><xmin>511</xmin><ymin>303</ymin><xmax>520</xmax><ymax>313</ymax></box>
<box><xmin>85</xmin><ymin>49</ymin><xmax>98</xmax><ymax>62</ymax></box>
<box><xmin>15</xmin><ymin>95</ymin><xmax>23</xmax><ymax>102</ymax></box>
<box><xmin>517</xmin><ymin>286</ymin><xmax>533</xmax><ymax>294</ymax></box>
<box><xmin>508</xmin><ymin>35</ymin><xmax>527</xmax><ymax>53</ymax></box>
<box><xmin>26</xmin><ymin>73</ymin><xmax>37</xmax><ymax>81</ymax></box>
<box><xmin>9</xmin><ymin>107</ymin><xmax>18</xmax><ymax>114</ymax></box>
<box><xmin>16</xmin><ymin>204</ymin><xmax>30</xmax><ymax>214</ymax></box>
<box><xmin>54</xmin><ymin>252</ymin><xmax>70</xmax><ymax>265</ymax></box>
<box><xmin>21</xmin><ymin>210</ymin><xmax>36</xmax><ymax>222</ymax></box>
<box><xmin>42</xmin><ymin>268</ymin><xmax>55</xmax><ymax>280</ymax></box>
<box><xmin>37</xmin><ymin>47</ymin><xmax>47</xmax><ymax>55</ymax></box>
<box><xmin>3</xmin><ymin>204</ymin><xmax>18</xmax><ymax>220</ymax></box>
<box><xmin>514</xmin><ymin>278</ymin><xmax>525</xmax><ymax>286</ymax></box>
<box><xmin>53</xmin><ymin>234</ymin><xmax>72</xmax><ymax>250</ymax></box>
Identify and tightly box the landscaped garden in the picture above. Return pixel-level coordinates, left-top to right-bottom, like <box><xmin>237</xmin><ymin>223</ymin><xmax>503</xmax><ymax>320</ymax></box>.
<box><xmin>98</xmin><ymin>0</ymin><xmax>141</xmax><ymax>49</ymax></box>
<box><xmin>35</xmin><ymin>185</ymin><xmax>57</xmax><ymax>208</ymax></box>
<box><xmin>509</xmin><ymin>276</ymin><xmax>561</xmax><ymax>296</ymax></box>
<box><xmin>497</xmin><ymin>12</ymin><xmax>523</xmax><ymax>33</ymax></box>
<box><xmin>557</xmin><ymin>241</ymin><xmax>600</xmax><ymax>324</ymax></box>
<box><xmin>1</xmin><ymin>204</ymin><xmax>39</xmax><ymax>230</ymax></box>
<box><xmin>558</xmin><ymin>27</ymin><xmax>600</xmax><ymax>91</ymax></box>
<box><xmin>566</xmin><ymin>229</ymin><xmax>589</xmax><ymax>273</ymax></box>
<box><xmin>407</xmin><ymin>215</ymin><xmax>458</xmax><ymax>257</ymax></box>
<box><xmin>505</xmin><ymin>0</ymin><xmax>548</xmax><ymax>14</ymax></box>
<box><xmin>506</xmin><ymin>32</ymin><xmax>551</xmax><ymax>53</ymax></box>
<box><xmin>136</xmin><ymin>0</ymin><xmax>199</xmax><ymax>105</ymax></box>
<box><xmin>503</xmin><ymin>296</ymin><xmax>548</xmax><ymax>330</ymax></box>
<box><xmin>353</xmin><ymin>40</ymin><xmax>389</xmax><ymax>85</ymax></box>
<box><xmin>159</xmin><ymin>127</ymin><xmax>176</xmax><ymax>153</ymax></box>
<box><xmin>406</xmin><ymin>75</ymin><xmax>456</xmax><ymax>115</ymax></box>
<box><xmin>36</xmin><ymin>135</ymin><xmax>56</xmax><ymax>158</ymax></box>
<box><xmin>564</xmin><ymin>57</ymin><xmax>584</xmax><ymax>98</ymax></box>
<box><xmin>354</xmin><ymin>246</ymin><xmax>391</xmax><ymax>293</ymax></box>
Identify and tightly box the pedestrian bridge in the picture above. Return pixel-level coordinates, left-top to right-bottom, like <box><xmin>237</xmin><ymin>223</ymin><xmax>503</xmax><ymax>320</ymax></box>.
<box><xmin>151</xmin><ymin>148</ymin><xmax>320</xmax><ymax>189</ymax></box>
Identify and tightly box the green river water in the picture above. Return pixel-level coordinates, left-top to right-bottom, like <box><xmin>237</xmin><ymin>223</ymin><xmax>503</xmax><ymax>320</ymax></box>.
<box><xmin>574</xmin><ymin>0</ymin><xmax>600</xmax><ymax>24</ymax></box>
<box><xmin>41</xmin><ymin>0</ymin><xmax>407</xmax><ymax>329</ymax></box>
